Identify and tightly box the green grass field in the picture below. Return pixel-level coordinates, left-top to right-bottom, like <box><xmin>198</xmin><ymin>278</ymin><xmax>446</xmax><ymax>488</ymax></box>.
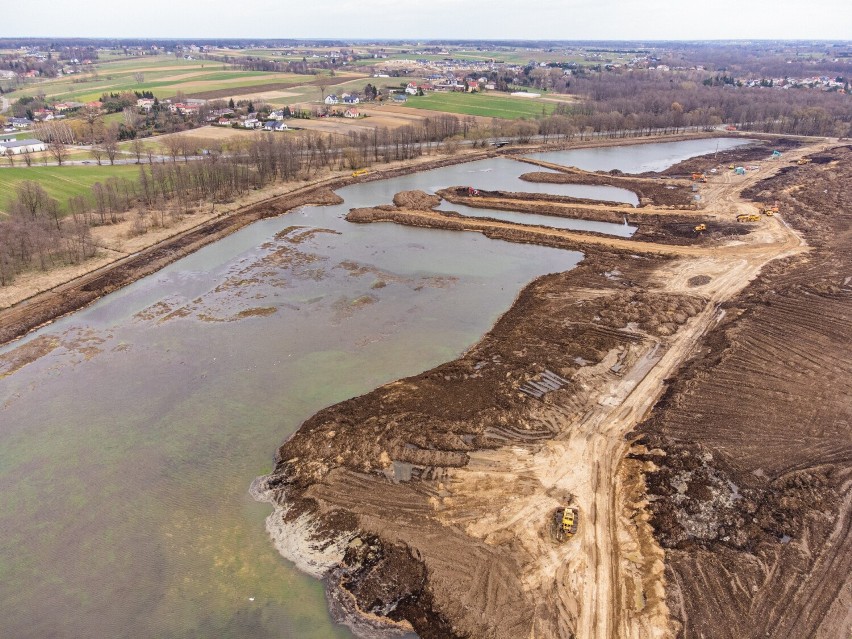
<box><xmin>403</xmin><ymin>92</ymin><xmax>556</xmax><ymax>119</ymax></box>
<box><xmin>0</xmin><ymin>165</ymin><xmax>140</xmax><ymax>213</ymax></box>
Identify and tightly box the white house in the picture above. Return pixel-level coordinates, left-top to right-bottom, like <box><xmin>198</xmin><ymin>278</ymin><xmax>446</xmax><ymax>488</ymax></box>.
<box><xmin>263</xmin><ymin>120</ymin><xmax>288</xmax><ymax>131</ymax></box>
<box><xmin>0</xmin><ymin>138</ymin><xmax>47</xmax><ymax>155</ymax></box>
<box><xmin>324</xmin><ymin>94</ymin><xmax>340</xmax><ymax>105</ymax></box>
<box><xmin>343</xmin><ymin>109</ymin><xmax>359</xmax><ymax>119</ymax></box>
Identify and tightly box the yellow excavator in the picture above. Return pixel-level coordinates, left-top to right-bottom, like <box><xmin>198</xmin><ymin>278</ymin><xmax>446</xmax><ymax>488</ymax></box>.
<box><xmin>797</xmin><ymin>158</ymin><xmax>812</xmax><ymax>166</ymax></box>
<box><xmin>352</xmin><ymin>169</ymin><xmax>369</xmax><ymax>177</ymax></box>
<box><xmin>554</xmin><ymin>506</ymin><xmax>579</xmax><ymax>542</ymax></box>
<box><xmin>737</xmin><ymin>213</ymin><xmax>761</xmax><ymax>222</ymax></box>
<box><xmin>694</xmin><ymin>223</ymin><xmax>707</xmax><ymax>232</ymax></box>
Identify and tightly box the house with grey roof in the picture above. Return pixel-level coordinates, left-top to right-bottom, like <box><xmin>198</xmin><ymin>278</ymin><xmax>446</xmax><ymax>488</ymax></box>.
<box><xmin>0</xmin><ymin>139</ymin><xmax>46</xmax><ymax>154</ymax></box>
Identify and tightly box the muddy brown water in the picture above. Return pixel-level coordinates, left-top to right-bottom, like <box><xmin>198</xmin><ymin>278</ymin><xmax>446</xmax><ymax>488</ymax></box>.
<box><xmin>0</xmin><ymin>141</ymin><xmax>735</xmax><ymax>638</ymax></box>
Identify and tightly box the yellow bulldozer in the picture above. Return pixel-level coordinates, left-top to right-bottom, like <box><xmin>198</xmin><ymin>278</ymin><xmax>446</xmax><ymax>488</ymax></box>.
<box><xmin>554</xmin><ymin>506</ymin><xmax>579</xmax><ymax>542</ymax></box>
<box><xmin>694</xmin><ymin>223</ymin><xmax>707</xmax><ymax>232</ymax></box>
<box><xmin>737</xmin><ymin>213</ymin><xmax>762</xmax><ymax>222</ymax></box>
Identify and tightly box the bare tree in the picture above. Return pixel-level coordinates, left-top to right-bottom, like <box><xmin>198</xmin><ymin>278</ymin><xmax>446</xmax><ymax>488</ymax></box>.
<box><xmin>130</xmin><ymin>138</ymin><xmax>145</xmax><ymax>164</ymax></box>
<box><xmin>23</xmin><ymin>150</ymin><xmax>33</xmax><ymax>167</ymax></box>
<box><xmin>317</xmin><ymin>77</ymin><xmax>328</xmax><ymax>104</ymax></box>
<box><xmin>102</xmin><ymin>125</ymin><xmax>120</xmax><ymax>165</ymax></box>
<box><xmin>82</xmin><ymin>106</ymin><xmax>103</xmax><ymax>146</ymax></box>
<box><xmin>5</xmin><ymin>148</ymin><xmax>14</xmax><ymax>167</ymax></box>
<box><xmin>133</xmin><ymin>72</ymin><xmax>144</xmax><ymax>84</ymax></box>
<box><xmin>48</xmin><ymin>140</ymin><xmax>69</xmax><ymax>166</ymax></box>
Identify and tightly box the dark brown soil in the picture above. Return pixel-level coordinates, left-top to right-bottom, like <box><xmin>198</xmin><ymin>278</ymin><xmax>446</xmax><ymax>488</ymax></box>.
<box><xmin>392</xmin><ymin>190</ymin><xmax>442</xmax><ymax>210</ymax></box>
<box><xmin>517</xmin><ymin>169</ymin><xmax>696</xmax><ymax>208</ymax></box>
<box><xmin>633</xmin><ymin>145</ymin><xmax>852</xmax><ymax>638</ymax></box>
<box><xmin>436</xmin><ymin>187</ymin><xmax>748</xmax><ymax>245</ymax></box>
<box><xmin>657</xmin><ymin>137</ymin><xmax>803</xmax><ymax>176</ymax></box>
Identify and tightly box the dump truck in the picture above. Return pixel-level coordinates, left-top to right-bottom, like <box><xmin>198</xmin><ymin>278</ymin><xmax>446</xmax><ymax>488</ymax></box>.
<box><xmin>554</xmin><ymin>506</ymin><xmax>579</xmax><ymax>542</ymax></box>
<box><xmin>737</xmin><ymin>213</ymin><xmax>761</xmax><ymax>222</ymax></box>
<box><xmin>694</xmin><ymin>223</ymin><xmax>707</xmax><ymax>232</ymax></box>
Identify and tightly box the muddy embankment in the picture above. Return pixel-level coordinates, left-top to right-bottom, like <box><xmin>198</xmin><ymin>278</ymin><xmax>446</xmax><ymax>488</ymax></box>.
<box><xmin>515</xmin><ymin>163</ymin><xmax>696</xmax><ymax>209</ymax></box>
<box><xmin>346</xmin><ymin>203</ymin><xmax>648</xmax><ymax>254</ymax></box>
<box><xmin>630</xmin><ymin>145</ymin><xmax>852</xmax><ymax>638</ymax></box>
<box><xmin>434</xmin><ymin>187</ymin><xmax>748</xmax><ymax>245</ymax></box>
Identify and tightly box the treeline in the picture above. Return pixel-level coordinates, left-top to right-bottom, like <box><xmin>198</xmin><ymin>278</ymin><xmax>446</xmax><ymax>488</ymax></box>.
<box><xmin>0</xmin><ymin>183</ymin><xmax>95</xmax><ymax>285</ymax></box>
<box><xmin>564</xmin><ymin>72</ymin><xmax>852</xmax><ymax>137</ymax></box>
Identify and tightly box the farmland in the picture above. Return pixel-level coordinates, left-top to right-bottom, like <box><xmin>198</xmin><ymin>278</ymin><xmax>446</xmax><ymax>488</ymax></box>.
<box><xmin>403</xmin><ymin>91</ymin><xmax>559</xmax><ymax>119</ymax></box>
<box><xmin>0</xmin><ymin>165</ymin><xmax>139</xmax><ymax>212</ymax></box>
<box><xmin>7</xmin><ymin>56</ymin><xmax>308</xmax><ymax>103</ymax></box>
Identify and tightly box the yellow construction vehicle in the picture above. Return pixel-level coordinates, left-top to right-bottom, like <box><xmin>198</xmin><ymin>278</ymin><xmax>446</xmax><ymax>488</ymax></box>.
<box><xmin>761</xmin><ymin>208</ymin><xmax>775</xmax><ymax>216</ymax></box>
<box><xmin>737</xmin><ymin>213</ymin><xmax>761</xmax><ymax>222</ymax></box>
<box><xmin>694</xmin><ymin>223</ymin><xmax>707</xmax><ymax>232</ymax></box>
<box><xmin>797</xmin><ymin>158</ymin><xmax>812</xmax><ymax>166</ymax></box>
<box><xmin>691</xmin><ymin>172</ymin><xmax>707</xmax><ymax>183</ymax></box>
<box><xmin>352</xmin><ymin>169</ymin><xmax>369</xmax><ymax>177</ymax></box>
<box><xmin>554</xmin><ymin>506</ymin><xmax>579</xmax><ymax>542</ymax></box>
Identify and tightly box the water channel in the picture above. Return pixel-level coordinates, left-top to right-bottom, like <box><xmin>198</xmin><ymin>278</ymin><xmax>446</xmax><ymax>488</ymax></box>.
<box><xmin>0</xmin><ymin>137</ymin><xmax>747</xmax><ymax>638</ymax></box>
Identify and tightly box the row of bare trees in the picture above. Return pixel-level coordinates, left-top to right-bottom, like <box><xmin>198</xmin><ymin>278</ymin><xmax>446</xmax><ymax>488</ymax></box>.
<box><xmin>0</xmin><ymin>182</ymin><xmax>95</xmax><ymax>285</ymax></box>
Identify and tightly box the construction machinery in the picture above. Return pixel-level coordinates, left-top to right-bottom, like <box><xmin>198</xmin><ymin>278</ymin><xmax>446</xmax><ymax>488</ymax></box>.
<box><xmin>691</xmin><ymin>172</ymin><xmax>707</xmax><ymax>183</ymax></box>
<box><xmin>352</xmin><ymin>169</ymin><xmax>369</xmax><ymax>177</ymax></box>
<box><xmin>761</xmin><ymin>202</ymin><xmax>780</xmax><ymax>216</ymax></box>
<box><xmin>737</xmin><ymin>213</ymin><xmax>761</xmax><ymax>222</ymax></box>
<box><xmin>694</xmin><ymin>223</ymin><xmax>707</xmax><ymax>232</ymax></box>
<box><xmin>797</xmin><ymin>158</ymin><xmax>812</xmax><ymax>166</ymax></box>
<box><xmin>553</xmin><ymin>506</ymin><xmax>579</xmax><ymax>542</ymax></box>
<box><xmin>467</xmin><ymin>187</ymin><xmax>480</xmax><ymax>196</ymax></box>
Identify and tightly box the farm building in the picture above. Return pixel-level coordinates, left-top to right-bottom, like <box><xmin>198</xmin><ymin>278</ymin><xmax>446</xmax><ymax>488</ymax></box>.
<box><xmin>0</xmin><ymin>139</ymin><xmax>47</xmax><ymax>155</ymax></box>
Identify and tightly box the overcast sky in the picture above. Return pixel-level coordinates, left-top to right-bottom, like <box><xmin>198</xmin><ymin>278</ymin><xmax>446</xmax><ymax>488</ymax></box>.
<box><xmin>4</xmin><ymin>0</ymin><xmax>851</xmax><ymax>40</ymax></box>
